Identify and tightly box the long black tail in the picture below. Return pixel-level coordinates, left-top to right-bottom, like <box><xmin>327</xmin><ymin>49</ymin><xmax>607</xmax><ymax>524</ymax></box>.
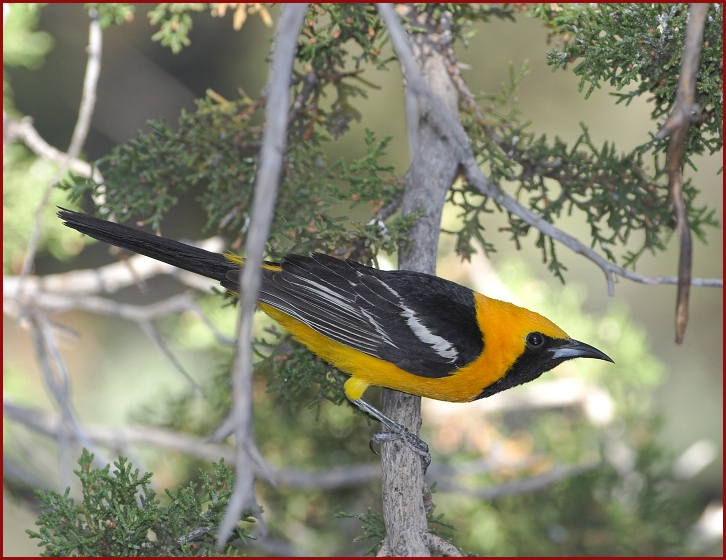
<box><xmin>58</xmin><ymin>208</ymin><xmax>236</xmax><ymax>283</ymax></box>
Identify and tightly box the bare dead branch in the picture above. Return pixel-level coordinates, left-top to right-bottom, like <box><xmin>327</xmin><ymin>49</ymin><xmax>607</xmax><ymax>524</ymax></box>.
<box><xmin>436</xmin><ymin>460</ymin><xmax>600</xmax><ymax>500</ymax></box>
<box><xmin>377</xmin><ymin>4</ymin><xmax>469</xmax><ymax>157</ymax></box>
<box><xmin>9</xmin><ymin>288</ymin><xmax>185</xmax><ymax>319</ymax></box>
<box><xmin>4</xmin><ymin>399</ymin><xmax>236</xmax><ymax>465</ymax></box>
<box><xmin>654</xmin><ymin>4</ymin><xmax>709</xmax><ymax>343</ymax></box>
<box><xmin>219</xmin><ymin>3</ymin><xmax>308</xmax><ymax>549</ymax></box>
<box><xmin>277</xmin><ymin>463</ymin><xmax>381</xmax><ymax>490</ymax></box>
<box><xmin>4</xmin><ymin>400</ymin><xmax>374</xmax><ymax>490</ymax></box>
<box><xmin>3</xmin><ymin>237</ymin><xmax>235</xmax><ymax>348</ymax></box>
<box><xmin>5</xmin><ymin>273</ymin><xmax>235</xmax><ymax>347</ymax></box>
<box><xmin>19</xmin><ymin>11</ymin><xmax>103</xmax><ymax>281</ymax></box>
<box><xmin>26</xmin><ymin>314</ymin><xmax>111</xmax><ymax>484</ymax></box>
<box><xmin>439</xmin><ymin>42</ymin><xmax>721</xmax><ymax>296</ymax></box>
<box><xmin>5</xmin><ymin>118</ymin><xmax>104</xmax><ymax>184</ymax></box>
<box><xmin>3</xmin><ymin>237</ymin><xmax>225</xmax><ymax>302</ymax></box>
<box><xmin>3</xmin><ymin>399</ymin><xmax>576</xmax><ymax>494</ymax></box>
<box><xmin>6</xmin><ymin>268</ymin><xmax>237</xmax><ymax>404</ymax></box>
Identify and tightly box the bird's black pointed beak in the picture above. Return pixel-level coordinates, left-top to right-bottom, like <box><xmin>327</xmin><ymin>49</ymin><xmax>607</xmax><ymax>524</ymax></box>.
<box><xmin>550</xmin><ymin>339</ymin><xmax>614</xmax><ymax>363</ymax></box>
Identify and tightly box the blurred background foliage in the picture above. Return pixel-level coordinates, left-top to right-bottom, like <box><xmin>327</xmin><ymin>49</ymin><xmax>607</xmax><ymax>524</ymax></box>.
<box><xmin>3</xmin><ymin>3</ymin><xmax>722</xmax><ymax>556</ymax></box>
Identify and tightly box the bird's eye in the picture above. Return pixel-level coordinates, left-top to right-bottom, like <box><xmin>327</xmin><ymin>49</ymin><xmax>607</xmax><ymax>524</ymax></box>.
<box><xmin>526</xmin><ymin>332</ymin><xmax>544</xmax><ymax>348</ymax></box>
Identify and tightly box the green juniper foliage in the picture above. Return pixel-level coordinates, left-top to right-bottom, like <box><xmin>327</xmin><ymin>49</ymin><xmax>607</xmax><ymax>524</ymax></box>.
<box><xmin>85</xmin><ymin>3</ymin><xmax>136</xmax><ymax>29</ymax></box>
<box><xmin>27</xmin><ymin>450</ymin><xmax>256</xmax><ymax>556</ymax></box>
<box><xmin>148</xmin><ymin>3</ymin><xmax>207</xmax><ymax>54</ymax></box>
<box><xmin>532</xmin><ymin>3</ymin><xmax>722</xmax><ymax>158</ymax></box>
<box><xmin>336</xmin><ymin>508</ymin><xmax>387</xmax><ymax>557</ymax></box>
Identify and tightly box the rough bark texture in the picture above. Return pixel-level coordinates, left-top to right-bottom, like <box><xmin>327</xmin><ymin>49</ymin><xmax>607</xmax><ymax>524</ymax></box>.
<box><xmin>379</xmin><ymin>6</ymin><xmax>461</xmax><ymax>556</ymax></box>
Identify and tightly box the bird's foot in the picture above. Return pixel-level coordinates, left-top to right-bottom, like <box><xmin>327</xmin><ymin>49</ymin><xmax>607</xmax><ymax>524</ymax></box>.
<box><xmin>369</xmin><ymin>428</ymin><xmax>431</xmax><ymax>471</ymax></box>
<box><xmin>350</xmin><ymin>397</ymin><xmax>431</xmax><ymax>471</ymax></box>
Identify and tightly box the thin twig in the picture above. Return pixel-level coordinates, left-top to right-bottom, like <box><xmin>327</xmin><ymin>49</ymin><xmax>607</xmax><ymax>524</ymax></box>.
<box><xmin>468</xmin><ymin>173</ymin><xmax>723</xmax><ymax>293</ymax></box>
<box><xmin>246</xmin><ymin>534</ymin><xmax>310</xmax><ymax>557</ymax></box>
<box><xmin>289</xmin><ymin>70</ymin><xmax>319</xmax><ymax>119</ymax></box>
<box><xmin>138</xmin><ymin>320</ymin><xmax>205</xmax><ymax>396</ymax></box>
<box><xmin>655</xmin><ymin>3</ymin><xmax>709</xmax><ymax>343</ymax></box>
<box><xmin>435</xmin><ymin>460</ymin><xmax>600</xmax><ymax>500</ymax></box>
<box><xmin>9</xmin><ymin>289</ymin><xmax>191</xmax><ymax>320</ymax></box>
<box><xmin>218</xmin><ymin>3</ymin><xmax>308</xmax><ymax>550</ymax></box>
<box><xmin>28</xmin><ymin>320</ymin><xmax>70</xmax><ymax>491</ymax></box>
<box><xmin>26</xmin><ymin>314</ymin><xmax>111</xmax><ymax>483</ymax></box>
<box><xmin>37</xmin><ymin>317</ymin><xmax>112</xmax><ymax>468</ymax></box>
<box><xmin>344</xmin><ymin>193</ymin><xmax>404</xmax><ymax>262</ymax></box>
<box><xmin>5</xmin><ymin>399</ymin><xmax>235</xmax><ymax>465</ymax></box>
<box><xmin>377</xmin><ymin>3</ymin><xmax>722</xmax><ymax>296</ymax></box>
<box><xmin>177</xmin><ymin>526</ymin><xmax>213</xmax><ymax>545</ymax></box>
<box><xmin>67</xmin><ymin>9</ymin><xmax>102</xmax><ymax>158</ymax></box>
<box><xmin>5</xmin><ymin>400</ymin><xmax>374</xmax><ymax>490</ymax></box>
<box><xmin>19</xmin><ymin>10</ymin><xmax>103</xmax><ymax>281</ymax></box>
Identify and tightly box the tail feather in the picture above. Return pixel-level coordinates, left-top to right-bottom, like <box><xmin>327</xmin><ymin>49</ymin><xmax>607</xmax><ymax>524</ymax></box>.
<box><xmin>58</xmin><ymin>208</ymin><xmax>235</xmax><ymax>283</ymax></box>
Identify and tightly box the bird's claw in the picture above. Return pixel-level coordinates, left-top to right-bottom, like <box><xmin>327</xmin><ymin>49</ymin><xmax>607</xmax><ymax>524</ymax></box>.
<box><xmin>369</xmin><ymin>429</ymin><xmax>431</xmax><ymax>471</ymax></box>
<box><xmin>369</xmin><ymin>437</ymin><xmax>380</xmax><ymax>456</ymax></box>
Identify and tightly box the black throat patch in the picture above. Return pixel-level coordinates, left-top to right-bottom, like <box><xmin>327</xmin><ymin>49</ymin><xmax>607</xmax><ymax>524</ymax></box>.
<box><xmin>474</xmin><ymin>334</ymin><xmax>570</xmax><ymax>400</ymax></box>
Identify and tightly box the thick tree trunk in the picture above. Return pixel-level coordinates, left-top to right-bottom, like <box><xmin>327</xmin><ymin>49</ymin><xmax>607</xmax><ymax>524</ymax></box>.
<box><xmin>379</xmin><ymin>6</ymin><xmax>461</xmax><ymax>556</ymax></box>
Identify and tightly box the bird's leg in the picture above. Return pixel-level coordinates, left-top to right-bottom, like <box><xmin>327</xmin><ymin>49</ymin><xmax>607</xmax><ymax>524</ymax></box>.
<box><xmin>350</xmin><ymin>398</ymin><xmax>431</xmax><ymax>470</ymax></box>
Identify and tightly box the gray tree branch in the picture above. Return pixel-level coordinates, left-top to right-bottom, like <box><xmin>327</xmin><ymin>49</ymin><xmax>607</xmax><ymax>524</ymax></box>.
<box><xmin>26</xmin><ymin>314</ymin><xmax>112</xmax><ymax>486</ymax></box>
<box><xmin>218</xmin><ymin>3</ymin><xmax>308</xmax><ymax>549</ymax></box>
<box><xmin>5</xmin><ymin>399</ymin><xmax>594</xmax><ymax>499</ymax></box>
<box><xmin>3</xmin><ymin>237</ymin><xmax>225</xmax><ymax>300</ymax></box>
<box><xmin>378</xmin><ymin>3</ymin><xmax>462</xmax><ymax>556</ymax></box>
<box><xmin>4</xmin><ymin>118</ymin><xmax>105</xmax><ymax>184</ymax></box>
<box><xmin>19</xmin><ymin>9</ymin><xmax>103</xmax><ymax>281</ymax></box>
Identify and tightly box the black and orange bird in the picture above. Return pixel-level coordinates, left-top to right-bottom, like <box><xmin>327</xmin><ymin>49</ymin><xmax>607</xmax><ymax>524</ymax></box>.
<box><xmin>59</xmin><ymin>208</ymin><xmax>613</xmax><ymax>461</ymax></box>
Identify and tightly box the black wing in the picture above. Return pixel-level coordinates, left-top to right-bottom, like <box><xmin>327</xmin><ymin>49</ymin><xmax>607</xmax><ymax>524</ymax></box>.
<box><xmin>227</xmin><ymin>253</ymin><xmax>484</xmax><ymax>378</ymax></box>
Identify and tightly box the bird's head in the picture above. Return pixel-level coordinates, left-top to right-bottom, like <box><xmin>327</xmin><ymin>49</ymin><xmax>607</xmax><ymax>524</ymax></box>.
<box><xmin>475</xmin><ymin>296</ymin><xmax>613</xmax><ymax>400</ymax></box>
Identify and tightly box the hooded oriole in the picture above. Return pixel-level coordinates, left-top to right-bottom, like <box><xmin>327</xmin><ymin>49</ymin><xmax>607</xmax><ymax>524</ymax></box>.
<box><xmin>59</xmin><ymin>208</ymin><xmax>613</xmax><ymax>461</ymax></box>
